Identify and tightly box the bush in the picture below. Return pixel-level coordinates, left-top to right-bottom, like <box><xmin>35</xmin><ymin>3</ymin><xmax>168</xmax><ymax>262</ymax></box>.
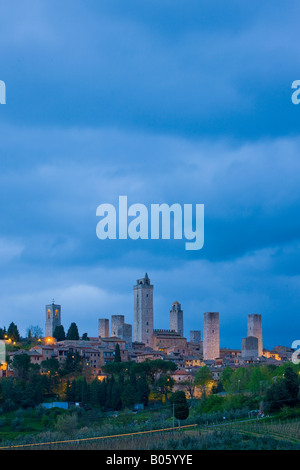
<box><xmin>0</xmin><ymin>418</ymin><xmax>6</xmax><ymax>428</ymax></box>
<box><xmin>54</xmin><ymin>412</ymin><xmax>79</xmax><ymax>436</ymax></box>
<box><xmin>11</xmin><ymin>417</ymin><xmax>24</xmax><ymax>431</ymax></box>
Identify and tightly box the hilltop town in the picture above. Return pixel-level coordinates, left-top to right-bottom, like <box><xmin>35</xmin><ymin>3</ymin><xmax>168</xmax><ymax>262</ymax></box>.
<box><xmin>0</xmin><ymin>273</ymin><xmax>294</xmax><ymax>384</ymax></box>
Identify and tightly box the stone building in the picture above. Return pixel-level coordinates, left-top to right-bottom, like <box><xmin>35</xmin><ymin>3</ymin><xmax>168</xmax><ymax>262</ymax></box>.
<box><xmin>45</xmin><ymin>302</ymin><xmax>61</xmax><ymax>338</ymax></box>
<box><xmin>242</xmin><ymin>336</ymin><xmax>259</xmax><ymax>359</ymax></box>
<box><xmin>111</xmin><ymin>315</ymin><xmax>125</xmax><ymax>337</ymax></box>
<box><xmin>98</xmin><ymin>318</ymin><xmax>109</xmax><ymax>338</ymax></box>
<box><xmin>152</xmin><ymin>329</ymin><xmax>187</xmax><ymax>355</ymax></box>
<box><xmin>133</xmin><ymin>273</ymin><xmax>153</xmax><ymax>347</ymax></box>
<box><xmin>170</xmin><ymin>301</ymin><xmax>184</xmax><ymax>337</ymax></box>
<box><xmin>203</xmin><ymin>312</ymin><xmax>220</xmax><ymax>361</ymax></box>
<box><xmin>117</xmin><ymin>323</ymin><xmax>132</xmax><ymax>349</ymax></box>
<box><xmin>190</xmin><ymin>330</ymin><xmax>201</xmax><ymax>344</ymax></box>
<box><xmin>247</xmin><ymin>314</ymin><xmax>263</xmax><ymax>357</ymax></box>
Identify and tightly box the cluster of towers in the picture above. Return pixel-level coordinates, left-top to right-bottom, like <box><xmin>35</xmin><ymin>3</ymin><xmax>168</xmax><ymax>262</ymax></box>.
<box><xmin>45</xmin><ymin>273</ymin><xmax>264</xmax><ymax>360</ymax></box>
<box><xmin>98</xmin><ymin>274</ymin><xmax>263</xmax><ymax>360</ymax></box>
<box><xmin>202</xmin><ymin>311</ymin><xmax>263</xmax><ymax>360</ymax></box>
<box><xmin>98</xmin><ymin>316</ymin><xmax>132</xmax><ymax>349</ymax></box>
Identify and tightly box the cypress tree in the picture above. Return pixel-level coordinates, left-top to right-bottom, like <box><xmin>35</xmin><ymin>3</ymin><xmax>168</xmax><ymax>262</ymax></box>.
<box><xmin>7</xmin><ymin>322</ymin><xmax>20</xmax><ymax>342</ymax></box>
<box><xmin>171</xmin><ymin>391</ymin><xmax>189</xmax><ymax>428</ymax></box>
<box><xmin>66</xmin><ymin>322</ymin><xmax>79</xmax><ymax>340</ymax></box>
<box><xmin>53</xmin><ymin>325</ymin><xmax>66</xmax><ymax>341</ymax></box>
<box><xmin>114</xmin><ymin>343</ymin><xmax>121</xmax><ymax>362</ymax></box>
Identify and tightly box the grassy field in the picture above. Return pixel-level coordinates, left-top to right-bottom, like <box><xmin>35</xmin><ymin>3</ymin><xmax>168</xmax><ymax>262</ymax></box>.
<box><xmin>0</xmin><ymin>401</ymin><xmax>300</xmax><ymax>450</ymax></box>
<box><xmin>224</xmin><ymin>418</ymin><xmax>300</xmax><ymax>444</ymax></box>
<box><xmin>0</xmin><ymin>413</ymin><xmax>299</xmax><ymax>450</ymax></box>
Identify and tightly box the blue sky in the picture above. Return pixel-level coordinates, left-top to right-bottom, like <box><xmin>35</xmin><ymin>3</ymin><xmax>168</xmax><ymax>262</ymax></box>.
<box><xmin>0</xmin><ymin>0</ymin><xmax>299</xmax><ymax>349</ymax></box>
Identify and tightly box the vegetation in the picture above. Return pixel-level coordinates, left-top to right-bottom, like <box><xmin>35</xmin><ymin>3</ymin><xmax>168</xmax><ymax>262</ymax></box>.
<box><xmin>66</xmin><ymin>322</ymin><xmax>80</xmax><ymax>341</ymax></box>
<box><xmin>0</xmin><ymin>320</ymin><xmax>299</xmax><ymax>449</ymax></box>
<box><xmin>114</xmin><ymin>343</ymin><xmax>121</xmax><ymax>363</ymax></box>
<box><xmin>53</xmin><ymin>325</ymin><xmax>66</xmax><ymax>341</ymax></box>
<box><xmin>170</xmin><ymin>391</ymin><xmax>189</xmax><ymax>428</ymax></box>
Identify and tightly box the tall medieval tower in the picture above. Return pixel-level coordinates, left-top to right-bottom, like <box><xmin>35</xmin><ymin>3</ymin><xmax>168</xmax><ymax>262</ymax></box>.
<box><xmin>170</xmin><ymin>301</ymin><xmax>183</xmax><ymax>337</ymax></box>
<box><xmin>203</xmin><ymin>311</ymin><xmax>220</xmax><ymax>360</ymax></box>
<box><xmin>247</xmin><ymin>314</ymin><xmax>263</xmax><ymax>357</ymax></box>
<box><xmin>134</xmin><ymin>273</ymin><xmax>153</xmax><ymax>347</ymax></box>
<box><xmin>98</xmin><ymin>318</ymin><xmax>109</xmax><ymax>338</ymax></box>
<box><xmin>45</xmin><ymin>301</ymin><xmax>61</xmax><ymax>337</ymax></box>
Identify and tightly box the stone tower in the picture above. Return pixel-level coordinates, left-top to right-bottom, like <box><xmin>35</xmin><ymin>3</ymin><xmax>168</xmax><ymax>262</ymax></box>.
<box><xmin>247</xmin><ymin>314</ymin><xmax>263</xmax><ymax>357</ymax></box>
<box><xmin>190</xmin><ymin>330</ymin><xmax>201</xmax><ymax>344</ymax></box>
<box><xmin>117</xmin><ymin>323</ymin><xmax>132</xmax><ymax>349</ymax></box>
<box><xmin>242</xmin><ymin>336</ymin><xmax>259</xmax><ymax>359</ymax></box>
<box><xmin>98</xmin><ymin>318</ymin><xmax>109</xmax><ymax>338</ymax></box>
<box><xmin>111</xmin><ymin>315</ymin><xmax>125</xmax><ymax>337</ymax></box>
<box><xmin>45</xmin><ymin>301</ymin><xmax>61</xmax><ymax>338</ymax></box>
<box><xmin>134</xmin><ymin>273</ymin><xmax>153</xmax><ymax>347</ymax></box>
<box><xmin>203</xmin><ymin>312</ymin><xmax>219</xmax><ymax>360</ymax></box>
<box><xmin>170</xmin><ymin>301</ymin><xmax>183</xmax><ymax>337</ymax></box>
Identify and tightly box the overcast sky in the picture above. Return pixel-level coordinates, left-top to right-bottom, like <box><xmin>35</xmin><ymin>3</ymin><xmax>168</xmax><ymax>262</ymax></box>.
<box><xmin>0</xmin><ymin>1</ymin><xmax>299</xmax><ymax>349</ymax></box>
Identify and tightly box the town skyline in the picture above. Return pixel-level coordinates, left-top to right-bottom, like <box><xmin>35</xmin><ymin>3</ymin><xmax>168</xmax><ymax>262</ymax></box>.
<box><xmin>1</xmin><ymin>272</ymin><xmax>292</xmax><ymax>354</ymax></box>
<box><xmin>0</xmin><ymin>1</ymin><xmax>300</xmax><ymax>354</ymax></box>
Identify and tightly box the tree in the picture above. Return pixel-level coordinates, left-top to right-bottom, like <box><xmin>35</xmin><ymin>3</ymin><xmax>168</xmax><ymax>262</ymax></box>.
<box><xmin>109</xmin><ymin>379</ymin><xmax>122</xmax><ymax>410</ymax></box>
<box><xmin>264</xmin><ymin>380</ymin><xmax>290</xmax><ymax>412</ymax></box>
<box><xmin>55</xmin><ymin>413</ymin><xmax>78</xmax><ymax>436</ymax></box>
<box><xmin>181</xmin><ymin>375</ymin><xmax>196</xmax><ymax>399</ymax></box>
<box><xmin>27</xmin><ymin>325</ymin><xmax>43</xmax><ymax>339</ymax></box>
<box><xmin>153</xmin><ymin>375</ymin><xmax>174</xmax><ymax>403</ymax></box>
<box><xmin>81</xmin><ymin>333</ymin><xmax>90</xmax><ymax>341</ymax></box>
<box><xmin>53</xmin><ymin>325</ymin><xmax>66</xmax><ymax>341</ymax></box>
<box><xmin>121</xmin><ymin>383</ymin><xmax>137</xmax><ymax>408</ymax></box>
<box><xmin>248</xmin><ymin>367</ymin><xmax>266</xmax><ymax>394</ymax></box>
<box><xmin>264</xmin><ymin>366</ymin><xmax>299</xmax><ymax>413</ymax></box>
<box><xmin>103</xmin><ymin>361</ymin><xmax>126</xmax><ymax>376</ymax></box>
<box><xmin>64</xmin><ymin>351</ymin><xmax>82</xmax><ymax>374</ymax></box>
<box><xmin>21</xmin><ymin>372</ymin><xmax>46</xmax><ymax>408</ymax></box>
<box><xmin>136</xmin><ymin>373</ymin><xmax>150</xmax><ymax>406</ymax></box>
<box><xmin>0</xmin><ymin>327</ymin><xmax>6</xmax><ymax>339</ymax></box>
<box><xmin>220</xmin><ymin>366</ymin><xmax>234</xmax><ymax>392</ymax></box>
<box><xmin>195</xmin><ymin>366</ymin><xmax>213</xmax><ymax>396</ymax></box>
<box><xmin>66</xmin><ymin>323</ymin><xmax>79</xmax><ymax>340</ymax></box>
<box><xmin>147</xmin><ymin>359</ymin><xmax>177</xmax><ymax>384</ymax></box>
<box><xmin>284</xmin><ymin>366</ymin><xmax>299</xmax><ymax>400</ymax></box>
<box><xmin>114</xmin><ymin>343</ymin><xmax>121</xmax><ymax>363</ymax></box>
<box><xmin>12</xmin><ymin>353</ymin><xmax>31</xmax><ymax>380</ymax></box>
<box><xmin>171</xmin><ymin>391</ymin><xmax>189</xmax><ymax>430</ymax></box>
<box><xmin>7</xmin><ymin>322</ymin><xmax>20</xmax><ymax>342</ymax></box>
<box><xmin>41</xmin><ymin>357</ymin><xmax>60</xmax><ymax>376</ymax></box>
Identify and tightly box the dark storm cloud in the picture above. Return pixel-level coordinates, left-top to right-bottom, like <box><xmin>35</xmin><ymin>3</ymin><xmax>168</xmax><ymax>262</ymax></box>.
<box><xmin>1</xmin><ymin>1</ymin><xmax>300</xmax><ymax>138</ymax></box>
<box><xmin>0</xmin><ymin>1</ymin><xmax>299</xmax><ymax>348</ymax></box>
